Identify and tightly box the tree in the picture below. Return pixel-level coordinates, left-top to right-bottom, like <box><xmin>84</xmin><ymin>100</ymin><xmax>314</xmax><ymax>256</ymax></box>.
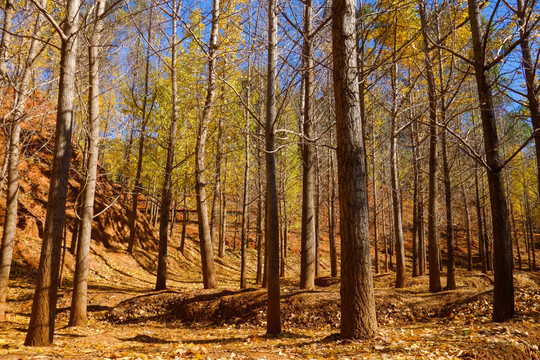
<box><xmin>331</xmin><ymin>0</ymin><xmax>378</xmax><ymax>339</ymax></box>
<box><xmin>0</xmin><ymin>0</ymin><xmax>45</xmax><ymax>321</ymax></box>
<box><xmin>127</xmin><ymin>0</ymin><xmax>155</xmax><ymax>255</ymax></box>
<box><xmin>195</xmin><ymin>0</ymin><xmax>220</xmax><ymax>289</ymax></box>
<box><xmin>25</xmin><ymin>0</ymin><xmax>81</xmax><ymax>345</ymax></box>
<box><xmin>240</xmin><ymin>70</ymin><xmax>251</xmax><ymax>289</ymax></box>
<box><xmin>467</xmin><ymin>0</ymin><xmax>514</xmax><ymax>322</ymax></box>
<box><xmin>156</xmin><ymin>0</ymin><xmax>181</xmax><ymax>291</ymax></box>
<box><xmin>69</xmin><ymin>0</ymin><xmax>108</xmax><ymax>326</ymax></box>
<box><xmin>515</xmin><ymin>0</ymin><xmax>540</xmax><ymax>198</ymax></box>
<box><xmin>299</xmin><ymin>0</ymin><xmax>316</xmax><ymax>290</ymax></box>
<box><xmin>0</xmin><ymin>0</ymin><xmax>13</xmax><ymax>80</ymax></box>
<box><xmin>418</xmin><ymin>0</ymin><xmax>441</xmax><ymax>293</ymax></box>
<box><xmin>265</xmin><ymin>0</ymin><xmax>281</xmax><ymax>335</ymax></box>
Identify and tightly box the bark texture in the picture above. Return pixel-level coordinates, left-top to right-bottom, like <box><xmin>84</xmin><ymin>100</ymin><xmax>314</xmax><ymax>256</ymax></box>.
<box><xmin>69</xmin><ymin>0</ymin><xmax>107</xmax><ymax>326</ymax></box>
<box><xmin>265</xmin><ymin>0</ymin><xmax>281</xmax><ymax>335</ymax></box>
<box><xmin>0</xmin><ymin>0</ymin><xmax>44</xmax><ymax>321</ymax></box>
<box><xmin>300</xmin><ymin>0</ymin><xmax>316</xmax><ymax>290</ymax></box>
<box><xmin>332</xmin><ymin>0</ymin><xmax>378</xmax><ymax>339</ymax></box>
<box><xmin>25</xmin><ymin>0</ymin><xmax>80</xmax><ymax>345</ymax></box>
<box><xmin>467</xmin><ymin>0</ymin><xmax>514</xmax><ymax>322</ymax></box>
<box><xmin>195</xmin><ymin>0</ymin><xmax>221</xmax><ymax>289</ymax></box>
<box><xmin>156</xmin><ymin>0</ymin><xmax>179</xmax><ymax>291</ymax></box>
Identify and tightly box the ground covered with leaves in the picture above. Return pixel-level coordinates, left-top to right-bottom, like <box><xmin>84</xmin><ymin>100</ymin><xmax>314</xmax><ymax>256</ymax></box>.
<box><xmin>1</xmin><ymin>237</ymin><xmax>538</xmax><ymax>360</ymax></box>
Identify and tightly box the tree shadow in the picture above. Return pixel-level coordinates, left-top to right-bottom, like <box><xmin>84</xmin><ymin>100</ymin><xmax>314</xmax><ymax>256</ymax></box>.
<box><xmin>91</xmin><ymin>249</ymin><xmax>154</xmax><ymax>287</ymax></box>
<box><xmin>120</xmin><ymin>334</ymin><xmax>173</xmax><ymax>344</ymax></box>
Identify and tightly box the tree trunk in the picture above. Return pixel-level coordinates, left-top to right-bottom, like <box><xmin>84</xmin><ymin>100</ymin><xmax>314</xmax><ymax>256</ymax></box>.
<box><xmin>521</xmin><ymin>168</ymin><xmax>535</xmax><ymax>270</ymax></box>
<box><xmin>0</xmin><ymin>0</ymin><xmax>44</xmax><ymax>321</ymax></box>
<box><xmin>388</xmin><ymin>16</ymin><xmax>405</xmax><ymax>288</ymax></box>
<box><xmin>128</xmin><ymin>4</ymin><xmax>154</xmax><ymax>254</ymax></box>
<box><xmin>418</xmin><ymin>0</ymin><xmax>441</xmax><ymax>293</ymax></box>
<box><xmin>0</xmin><ymin>134</ymin><xmax>10</xmax><ymax>199</ymax></box>
<box><xmin>521</xmin><ymin>209</ymin><xmax>531</xmax><ymax>270</ymax></box>
<box><xmin>180</xmin><ymin>183</ymin><xmax>188</xmax><ymax>254</ymax></box>
<box><xmin>461</xmin><ymin>183</ymin><xmax>473</xmax><ymax>271</ymax></box>
<box><xmin>516</xmin><ymin>0</ymin><xmax>540</xmax><ymax>199</ymax></box>
<box><xmin>474</xmin><ymin>165</ymin><xmax>487</xmax><ymax>273</ymax></box>
<box><xmin>25</xmin><ymin>0</ymin><xmax>80</xmax><ymax>345</ymax></box>
<box><xmin>481</xmin><ymin>180</ymin><xmax>492</xmax><ymax>272</ymax></box>
<box><xmin>218</xmin><ymin>171</ymin><xmax>227</xmax><ymax>258</ymax></box>
<box><xmin>0</xmin><ymin>0</ymin><xmax>14</xmax><ymax>79</ymax></box>
<box><xmin>389</xmin><ymin>117</ymin><xmax>406</xmax><ymax>288</ymax></box>
<box><xmin>240</xmin><ymin>75</ymin><xmax>251</xmax><ymax>289</ymax></box>
<box><xmin>265</xmin><ymin>0</ymin><xmax>281</xmax><ymax>335</ymax></box>
<box><xmin>314</xmin><ymin>152</ymin><xmax>321</xmax><ymax>278</ymax></box>
<box><xmin>467</xmin><ymin>0</ymin><xmax>514</xmax><ymax>322</ymax></box>
<box><xmin>256</xmin><ymin>163</ymin><xmax>264</xmax><ymax>285</ymax></box>
<box><xmin>441</xmin><ymin>127</ymin><xmax>455</xmax><ymax>290</ymax></box>
<box><xmin>156</xmin><ymin>1</ymin><xmax>179</xmax><ymax>291</ymax></box>
<box><xmin>195</xmin><ymin>0</ymin><xmax>221</xmax><ymax>289</ymax></box>
<box><xmin>279</xmin><ymin>183</ymin><xmax>287</xmax><ymax>278</ymax></box>
<box><xmin>382</xmin><ymin>194</ymin><xmax>389</xmax><ymax>273</ymax></box>
<box><xmin>210</xmin><ymin>116</ymin><xmax>223</xmax><ymax>248</ymax></box>
<box><xmin>411</xmin><ymin>120</ymin><xmax>420</xmax><ymax>277</ymax></box>
<box><xmin>299</xmin><ymin>0</ymin><xmax>316</xmax><ymax>290</ymax></box>
<box><xmin>332</xmin><ymin>0</ymin><xmax>377</xmax><ymax>339</ymax></box>
<box><xmin>170</xmin><ymin>199</ymin><xmax>176</xmax><ymax>238</ymax></box>
<box><xmin>328</xmin><ymin>147</ymin><xmax>337</xmax><ymax>278</ymax></box>
<box><xmin>372</xmin><ymin>142</ymin><xmax>379</xmax><ymax>275</ymax></box>
<box><xmin>69</xmin><ymin>0</ymin><xmax>106</xmax><ymax>326</ymax></box>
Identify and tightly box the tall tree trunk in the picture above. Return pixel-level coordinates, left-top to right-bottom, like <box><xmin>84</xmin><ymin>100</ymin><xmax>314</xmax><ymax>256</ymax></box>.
<box><xmin>0</xmin><ymin>0</ymin><xmax>13</xmax><ymax>200</ymax></box>
<box><xmin>441</xmin><ymin>127</ymin><xmax>455</xmax><ymax>289</ymax></box>
<box><xmin>521</xmin><ymin>168</ymin><xmax>535</xmax><ymax>270</ymax></box>
<box><xmin>0</xmin><ymin>134</ymin><xmax>10</xmax><ymax>199</ymax></box>
<box><xmin>382</xmin><ymin>192</ymin><xmax>389</xmax><ymax>273</ymax></box>
<box><xmin>0</xmin><ymin>0</ymin><xmax>13</xmax><ymax>79</ymax></box>
<box><xmin>156</xmin><ymin>1</ymin><xmax>179</xmax><ymax>291</ymax></box>
<box><xmin>240</xmin><ymin>76</ymin><xmax>251</xmax><ymax>289</ymax></box>
<box><xmin>299</xmin><ymin>0</ymin><xmax>316</xmax><ymax>290</ymax></box>
<box><xmin>461</xmin><ymin>183</ymin><xmax>473</xmax><ymax>271</ymax></box>
<box><xmin>481</xmin><ymin>178</ymin><xmax>492</xmax><ymax>272</ymax></box>
<box><xmin>265</xmin><ymin>0</ymin><xmax>281</xmax><ymax>335</ymax></box>
<box><xmin>418</xmin><ymin>0</ymin><xmax>441</xmax><ymax>293</ymax></box>
<box><xmin>388</xmin><ymin>15</ymin><xmax>405</xmax><ymax>288</ymax></box>
<box><xmin>25</xmin><ymin>0</ymin><xmax>80</xmax><ymax>345</ymax></box>
<box><xmin>127</xmin><ymin>5</ymin><xmax>154</xmax><ymax>254</ymax></box>
<box><xmin>467</xmin><ymin>0</ymin><xmax>514</xmax><ymax>322</ymax></box>
<box><xmin>474</xmin><ymin>164</ymin><xmax>487</xmax><ymax>273</ymax></box>
<box><xmin>180</xmin><ymin>182</ymin><xmax>188</xmax><ymax>254</ymax></box>
<box><xmin>195</xmin><ymin>0</ymin><xmax>220</xmax><ymax>289</ymax></box>
<box><xmin>372</xmin><ymin>142</ymin><xmax>379</xmax><ymax>275</ymax></box>
<box><xmin>516</xmin><ymin>0</ymin><xmax>540</xmax><ymax>198</ymax></box>
<box><xmin>521</xmin><ymin>208</ymin><xmax>531</xmax><ymax>270</ymax></box>
<box><xmin>510</xmin><ymin>203</ymin><xmax>522</xmax><ymax>271</ymax></box>
<box><xmin>411</xmin><ymin>120</ymin><xmax>420</xmax><ymax>277</ymax></box>
<box><xmin>0</xmin><ymin>0</ymin><xmax>44</xmax><ymax>321</ymax></box>
<box><xmin>416</xmin><ymin>128</ymin><xmax>426</xmax><ymax>276</ymax></box>
<box><xmin>170</xmin><ymin>199</ymin><xmax>176</xmax><ymax>237</ymax></box>
<box><xmin>256</xmin><ymin>161</ymin><xmax>264</xmax><ymax>285</ymax></box>
<box><xmin>314</xmin><ymin>152</ymin><xmax>321</xmax><ymax>278</ymax></box>
<box><xmin>328</xmin><ymin>147</ymin><xmax>337</xmax><ymax>278</ymax></box>
<box><xmin>279</xmin><ymin>178</ymin><xmax>287</xmax><ymax>278</ymax></box>
<box><xmin>218</xmin><ymin>169</ymin><xmax>227</xmax><ymax>257</ymax></box>
<box><xmin>332</xmin><ymin>0</ymin><xmax>377</xmax><ymax>339</ymax></box>
<box><xmin>69</xmin><ymin>0</ymin><xmax>106</xmax><ymax>326</ymax></box>
<box><xmin>210</xmin><ymin>117</ymin><xmax>223</xmax><ymax>248</ymax></box>
<box><xmin>505</xmin><ymin>169</ymin><xmax>521</xmax><ymax>271</ymax></box>
<box><xmin>389</xmin><ymin>116</ymin><xmax>406</xmax><ymax>288</ymax></box>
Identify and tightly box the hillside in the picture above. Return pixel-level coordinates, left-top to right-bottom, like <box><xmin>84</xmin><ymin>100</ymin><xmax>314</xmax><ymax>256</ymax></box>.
<box><xmin>0</xmin><ymin>127</ymin><xmax>539</xmax><ymax>359</ymax></box>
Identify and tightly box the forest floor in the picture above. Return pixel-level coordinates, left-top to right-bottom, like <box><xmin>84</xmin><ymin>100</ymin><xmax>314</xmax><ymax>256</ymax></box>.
<box><xmin>0</xmin><ymin>222</ymin><xmax>539</xmax><ymax>360</ymax></box>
